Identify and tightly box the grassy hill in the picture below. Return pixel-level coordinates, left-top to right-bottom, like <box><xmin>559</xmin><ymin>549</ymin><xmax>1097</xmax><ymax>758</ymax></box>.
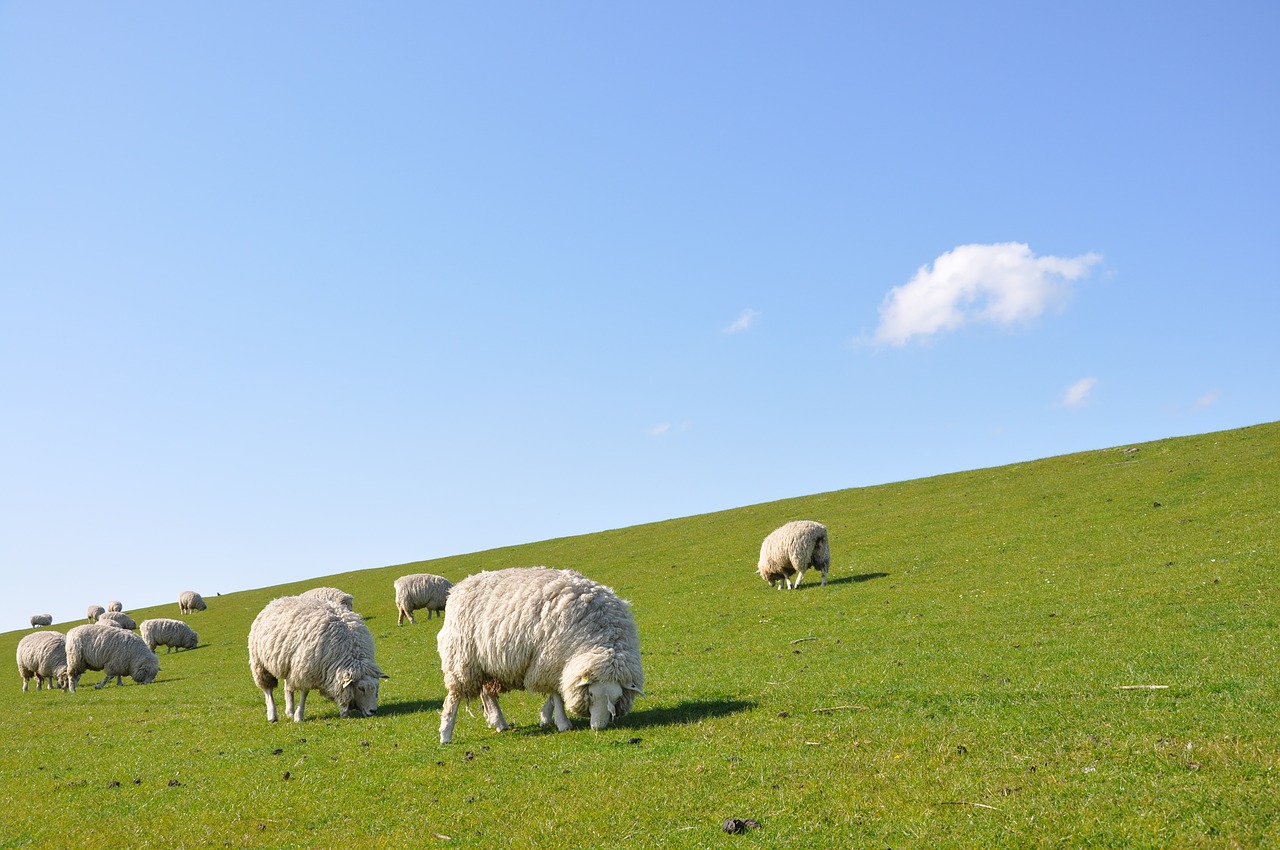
<box><xmin>3</xmin><ymin>422</ymin><xmax>1277</xmax><ymax>848</ymax></box>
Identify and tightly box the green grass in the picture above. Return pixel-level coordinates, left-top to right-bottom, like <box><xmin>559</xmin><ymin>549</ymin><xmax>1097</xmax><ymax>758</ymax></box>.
<box><xmin>3</xmin><ymin>422</ymin><xmax>1278</xmax><ymax>848</ymax></box>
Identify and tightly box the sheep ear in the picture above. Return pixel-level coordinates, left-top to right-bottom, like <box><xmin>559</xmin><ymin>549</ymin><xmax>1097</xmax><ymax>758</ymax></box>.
<box><xmin>625</xmin><ymin>686</ymin><xmax>645</xmax><ymax>697</ymax></box>
<box><xmin>341</xmin><ymin>675</ymin><xmax>353</xmax><ymax>689</ymax></box>
<box><xmin>576</xmin><ymin>675</ymin><xmax>592</xmax><ymax>688</ymax></box>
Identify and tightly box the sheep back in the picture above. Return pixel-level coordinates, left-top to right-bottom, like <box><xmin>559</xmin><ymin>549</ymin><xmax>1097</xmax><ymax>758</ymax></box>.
<box><xmin>96</xmin><ymin>611</ymin><xmax>138</xmax><ymax>630</ymax></box>
<box><xmin>394</xmin><ymin>573</ymin><xmax>452</xmax><ymax>624</ymax></box>
<box><xmin>16</xmin><ymin>631</ymin><xmax>69</xmax><ymax>691</ymax></box>
<box><xmin>300</xmin><ymin>586</ymin><xmax>354</xmax><ymax>610</ymax></box>
<box><xmin>64</xmin><ymin>624</ymin><xmax>159</xmax><ymax>691</ymax></box>
<box><xmin>178</xmin><ymin>591</ymin><xmax>207</xmax><ymax>614</ymax></box>
<box><xmin>87</xmin><ymin>605</ymin><xmax>105</xmax><ymax>623</ymax></box>
<box><xmin>30</xmin><ymin>614</ymin><xmax>53</xmax><ymax>627</ymax></box>
<box><xmin>247</xmin><ymin>596</ymin><xmax>385</xmax><ymax>720</ymax></box>
<box><xmin>140</xmin><ymin>618</ymin><xmax>198</xmax><ymax>653</ymax></box>
<box><xmin>437</xmin><ymin>566</ymin><xmax>644</xmax><ymax>718</ymax></box>
<box><xmin>106</xmin><ymin>601</ymin><xmax>123</xmax><ymax>612</ymax></box>
<box><xmin>757</xmin><ymin>520</ymin><xmax>831</xmax><ymax>588</ymax></box>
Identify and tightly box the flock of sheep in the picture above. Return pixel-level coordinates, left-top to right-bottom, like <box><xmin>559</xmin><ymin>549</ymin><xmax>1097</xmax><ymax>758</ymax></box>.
<box><xmin>17</xmin><ymin>520</ymin><xmax>831</xmax><ymax>743</ymax></box>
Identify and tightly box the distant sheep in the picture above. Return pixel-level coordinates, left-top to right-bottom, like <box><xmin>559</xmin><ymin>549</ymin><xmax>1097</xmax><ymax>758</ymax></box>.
<box><xmin>757</xmin><ymin>520</ymin><xmax>831</xmax><ymax>589</ymax></box>
<box><xmin>16</xmin><ymin>631</ymin><xmax>69</xmax><ymax>691</ymax></box>
<box><xmin>300</xmin><ymin>586</ymin><xmax>354</xmax><ymax>610</ymax></box>
<box><xmin>394</xmin><ymin>573</ymin><xmax>452</xmax><ymax>625</ymax></box>
<box><xmin>140</xmin><ymin>618</ymin><xmax>198</xmax><ymax>654</ymax></box>
<box><xmin>248</xmin><ymin>595</ymin><xmax>387</xmax><ymax>722</ymax></box>
<box><xmin>87</xmin><ymin>605</ymin><xmax>105</xmax><ymax>623</ymax></box>
<box><xmin>96</xmin><ymin>611</ymin><xmax>137</xmax><ymax>630</ymax></box>
<box><xmin>107</xmin><ymin>601</ymin><xmax>123</xmax><ymax>612</ymax></box>
<box><xmin>437</xmin><ymin>567</ymin><xmax>644</xmax><ymax>744</ymax></box>
<box><xmin>178</xmin><ymin>591</ymin><xmax>207</xmax><ymax>614</ymax></box>
<box><xmin>30</xmin><ymin>614</ymin><xmax>53</xmax><ymax>628</ymax></box>
<box><xmin>65</xmin><ymin>624</ymin><xmax>160</xmax><ymax>691</ymax></box>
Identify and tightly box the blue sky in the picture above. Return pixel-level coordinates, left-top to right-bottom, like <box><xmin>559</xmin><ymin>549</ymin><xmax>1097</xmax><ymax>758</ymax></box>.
<box><xmin>3</xmin><ymin>3</ymin><xmax>1277</xmax><ymax>629</ymax></box>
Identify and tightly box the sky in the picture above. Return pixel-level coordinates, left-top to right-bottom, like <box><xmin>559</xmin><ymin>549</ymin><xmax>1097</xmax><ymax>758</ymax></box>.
<box><xmin>3</xmin><ymin>3</ymin><xmax>1277</xmax><ymax>630</ymax></box>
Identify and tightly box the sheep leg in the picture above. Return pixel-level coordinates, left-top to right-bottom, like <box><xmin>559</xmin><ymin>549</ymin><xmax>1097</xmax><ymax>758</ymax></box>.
<box><xmin>263</xmin><ymin>687</ymin><xmax>279</xmax><ymax>722</ymax></box>
<box><xmin>480</xmin><ymin>690</ymin><xmax>509</xmax><ymax>731</ymax></box>
<box><xmin>94</xmin><ymin>672</ymin><xmax>113</xmax><ymax>689</ymax></box>
<box><xmin>541</xmin><ymin>693</ymin><xmax>572</xmax><ymax>731</ymax></box>
<box><xmin>284</xmin><ymin>687</ymin><xmax>297</xmax><ymax>720</ymax></box>
<box><xmin>440</xmin><ymin>692</ymin><xmax>461</xmax><ymax>743</ymax></box>
<box><xmin>293</xmin><ymin>689</ymin><xmax>308</xmax><ymax>722</ymax></box>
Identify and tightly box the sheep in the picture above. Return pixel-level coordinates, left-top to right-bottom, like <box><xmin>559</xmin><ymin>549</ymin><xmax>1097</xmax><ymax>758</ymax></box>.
<box><xmin>30</xmin><ymin>614</ymin><xmax>53</xmax><ymax>628</ymax></box>
<box><xmin>96</xmin><ymin>611</ymin><xmax>137</xmax><ymax>630</ymax></box>
<box><xmin>248</xmin><ymin>595</ymin><xmax>387</xmax><ymax>722</ymax></box>
<box><xmin>107</xmin><ymin>601</ymin><xmax>123</xmax><ymax>612</ymax></box>
<box><xmin>87</xmin><ymin>604</ymin><xmax>105</xmax><ymax>623</ymax></box>
<box><xmin>757</xmin><ymin>520</ymin><xmax>831</xmax><ymax>589</ymax></box>
<box><xmin>437</xmin><ymin>566</ymin><xmax>644</xmax><ymax>744</ymax></box>
<box><xmin>16</xmin><ymin>631</ymin><xmax>69</xmax><ymax>691</ymax></box>
<box><xmin>394</xmin><ymin>573</ymin><xmax>452</xmax><ymax>625</ymax></box>
<box><xmin>300</xmin><ymin>586</ymin><xmax>354</xmax><ymax>610</ymax></box>
<box><xmin>65</xmin><ymin>624</ymin><xmax>160</xmax><ymax>692</ymax></box>
<box><xmin>140</xmin><ymin>618</ymin><xmax>198</xmax><ymax>654</ymax></box>
<box><xmin>178</xmin><ymin>591</ymin><xmax>207</xmax><ymax>614</ymax></box>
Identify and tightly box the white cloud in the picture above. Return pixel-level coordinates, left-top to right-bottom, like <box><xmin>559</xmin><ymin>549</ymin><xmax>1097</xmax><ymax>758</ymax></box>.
<box><xmin>1061</xmin><ymin>376</ymin><xmax>1098</xmax><ymax>408</ymax></box>
<box><xmin>724</xmin><ymin>308</ymin><xmax>760</xmax><ymax>334</ymax></box>
<box><xmin>648</xmin><ymin>422</ymin><xmax>672</xmax><ymax>437</ymax></box>
<box><xmin>1192</xmin><ymin>390</ymin><xmax>1221</xmax><ymax>410</ymax></box>
<box><xmin>873</xmin><ymin>243</ymin><xmax>1101</xmax><ymax>345</ymax></box>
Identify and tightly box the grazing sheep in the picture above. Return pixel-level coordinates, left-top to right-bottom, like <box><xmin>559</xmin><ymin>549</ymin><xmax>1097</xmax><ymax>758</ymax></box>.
<box><xmin>96</xmin><ymin>611</ymin><xmax>137</xmax><ymax>630</ymax></box>
<box><xmin>16</xmin><ymin>631</ymin><xmax>69</xmax><ymax>691</ymax></box>
<box><xmin>107</xmin><ymin>601</ymin><xmax>123</xmax><ymax>612</ymax></box>
<box><xmin>757</xmin><ymin>520</ymin><xmax>831</xmax><ymax>589</ymax></box>
<box><xmin>300</xmin><ymin>586</ymin><xmax>354</xmax><ymax>610</ymax></box>
<box><xmin>248</xmin><ymin>595</ymin><xmax>387</xmax><ymax>722</ymax></box>
<box><xmin>437</xmin><ymin>567</ymin><xmax>644</xmax><ymax>744</ymax></box>
<box><xmin>178</xmin><ymin>591</ymin><xmax>207</xmax><ymax>614</ymax></box>
<box><xmin>65</xmin><ymin>624</ymin><xmax>160</xmax><ymax>692</ymax></box>
<box><xmin>394</xmin><ymin>573</ymin><xmax>452</xmax><ymax>625</ymax></box>
<box><xmin>87</xmin><ymin>604</ymin><xmax>105</xmax><ymax>623</ymax></box>
<box><xmin>140</xmin><ymin>618</ymin><xmax>198</xmax><ymax>654</ymax></box>
<box><xmin>30</xmin><ymin>614</ymin><xmax>53</xmax><ymax>628</ymax></box>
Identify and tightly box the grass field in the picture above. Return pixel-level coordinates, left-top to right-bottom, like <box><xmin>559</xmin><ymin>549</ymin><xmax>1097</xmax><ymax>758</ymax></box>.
<box><xmin>3</xmin><ymin>421</ymin><xmax>1277</xmax><ymax>848</ymax></box>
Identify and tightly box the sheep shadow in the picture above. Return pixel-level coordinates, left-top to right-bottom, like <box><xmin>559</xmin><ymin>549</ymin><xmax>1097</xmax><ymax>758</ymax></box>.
<box><xmin>823</xmin><ymin>571</ymin><xmax>890</xmax><ymax>587</ymax></box>
<box><xmin>378</xmin><ymin>697</ymin><xmax>445</xmax><ymax>717</ymax></box>
<box><xmin>622</xmin><ymin>698</ymin><xmax>756</xmax><ymax>729</ymax></box>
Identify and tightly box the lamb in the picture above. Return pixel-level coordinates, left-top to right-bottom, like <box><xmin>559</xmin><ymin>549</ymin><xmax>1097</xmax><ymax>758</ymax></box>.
<box><xmin>16</xmin><ymin>631</ymin><xmax>69</xmax><ymax>691</ymax></box>
<box><xmin>178</xmin><ymin>591</ymin><xmax>207</xmax><ymax>614</ymax></box>
<box><xmin>248</xmin><ymin>595</ymin><xmax>387</xmax><ymax>722</ymax></box>
<box><xmin>96</xmin><ymin>611</ymin><xmax>137</xmax><ymax>630</ymax></box>
<box><xmin>437</xmin><ymin>566</ymin><xmax>644</xmax><ymax>744</ymax></box>
<box><xmin>107</xmin><ymin>601</ymin><xmax>123</xmax><ymax>612</ymax></box>
<box><xmin>394</xmin><ymin>573</ymin><xmax>452</xmax><ymax>625</ymax></box>
<box><xmin>757</xmin><ymin>520</ymin><xmax>831</xmax><ymax>589</ymax></box>
<box><xmin>300</xmin><ymin>586</ymin><xmax>354</xmax><ymax>610</ymax></box>
<box><xmin>30</xmin><ymin>614</ymin><xmax>53</xmax><ymax>628</ymax></box>
<box><xmin>87</xmin><ymin>604</ymin><xmax>105</xmax><ymax>623</ymax></box>
<box><xmin>65</xmin><ymin>624</ymin><xmax>160</xmax><ymax>691</ymax></box>
<box><xmin>140</xmin><ymin>618</ymin><xmax>199</xmax><ymax>654</ymax></box>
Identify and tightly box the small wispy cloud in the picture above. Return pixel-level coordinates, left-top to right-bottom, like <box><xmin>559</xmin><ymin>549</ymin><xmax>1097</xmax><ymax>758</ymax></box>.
<box><xmin>1061</xmin><ymin>376</ymin><xmax>1098</xmax><ymax>409</ymax></box>
<box><xmin>1192</xmin><ymin>390</ymin><xmax>1221</xmax><ymax>411</ymax></box>
<box><xmin>724</xmin><ymin>308</ymin><xmax>760</xmax><ymax>334</ymax></box>
<box><xmin>648</xmin><ymin>421</ymin><xmax>690</xmax><ymax>438</ymax></box>
<box><xmin>872</xmin><ymin>243</ymin><xmax>1101</xmax><ymax>346</ymax></box>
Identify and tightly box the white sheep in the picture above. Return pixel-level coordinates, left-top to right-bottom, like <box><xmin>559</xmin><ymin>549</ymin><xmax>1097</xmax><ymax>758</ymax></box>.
<box><xmin>248</xmin><ymin>595</ymin><xmax>387</xmax><ymax>722</ymax></box>
<box><xmin>140</xmin><ymin>618</ymin><xmax>199</xmax><ymax>654</ymax></box>
<box><xmin>87</xmin><ymin>604</ymin><xmax>105</xmax><ymax>623</ymax></box>
<box><xmin>30</xmin><ymin>614</ymin><xmax>53</xmax><ymax>628</ymax></box>
<box><xmin>757</xmin><ymin>520</ymin><xmax>831</xmax><ymax>589</ymax></box>
<box><xmin>107</xmin><ymin>601</ymin><xmax>123</xmax><ymax>612</ymax></box>
<box><xmin>65</xmin><ymin>624</ymin><xmax>160</xmax><ymax>691</ymax></box>
<box><xmin>300</xmin><ymin>586</ymin><xmax>354</xmax><ymax>610</ymax></box>
<box><xmin>16</xmin><ymin>631</ymin><xmax>69</xmax><ymax>691</ymax></box>
<box><xmin>437</xmin><ymin>566</ymin><xmax>644</xmax><ymax>744</ymax></box>
<box><xmin>394</xmin><ymin>573</ymin><xmax>452</xmax><ymax>625</ymax></box>
<box><xmin>178</xmin><ymin>591</ymin><xmax>207</xmax><ymax>614</ymax></box>
<box><xmin>96</xmin><ymin>611</ymin><xmax>137</xmax><ymax>630</ymax></box>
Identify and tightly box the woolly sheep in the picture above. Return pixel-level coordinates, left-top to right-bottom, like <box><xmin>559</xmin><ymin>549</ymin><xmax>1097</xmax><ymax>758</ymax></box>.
<box><xmin>248</xmin><ymin>595</ymin><xmax>387</xmax><ymax>722</ymax></box>
<box><xmin>96</xmin><ymin>611</ymin><xmax>137</xmax><ymax>630</ymax></box>
<box><xmin>30</xmin><ymin>614</ymin><xmax>53</xmax><ymax>628</ymax></box>
<box><xmin>300</xmin><ymin>586</ymin><xmax>354</xmax><ymax>610</ymax></box>
<box><xmin>87</xmin><ymin>604</ymin><xmax>105</xmax><ymax>623</ymax></box>
<box><xmin>394</xmin><ymin>573</ymin><xmax>452</xmax><ymax>625</ymax></box>
<box><xmin>437</xmin><ymin>566</ymin><xmax>644</xmax><ymax>744</ymax></box>
<box><xmin>65</xmin><ymin>624</ymin><xmax>160</xmax><ymax>692</ymax></box>
<box><xmin>16</xmin><ymin>631</ymin><xmax>69</xmax><ymax>691</ymax></box>
<box><xmin>140</xmin><ymin>618</ymin><xmax>199</xmax><ymax>654</ymax></box>
<box><xmin>178</xmin><ymin>591</ymin><xmax>207</xmax><ymax>614</ymax></box>
<box><xmin>107</xmin><ymin>601</ymin><xmax>123</xmax><ymax>612</ymax></box>
<box><xmin>757</xmin><ymin>520</ymin><xmax>831</xmax><ymax>589</ymax></box>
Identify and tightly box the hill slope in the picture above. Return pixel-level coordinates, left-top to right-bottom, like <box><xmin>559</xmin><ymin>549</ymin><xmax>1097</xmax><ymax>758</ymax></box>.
<box><xmin>3</xmin><ymin>421</ymin><xmax>1277</xmax><ymax>848</ymax></box>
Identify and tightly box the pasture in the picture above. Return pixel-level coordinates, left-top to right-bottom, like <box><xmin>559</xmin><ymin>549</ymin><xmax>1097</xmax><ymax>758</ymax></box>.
<box><xmin>3</xmin><ymin>421</ymin><xmax>1277</xmax><ymax>848</ymax></box>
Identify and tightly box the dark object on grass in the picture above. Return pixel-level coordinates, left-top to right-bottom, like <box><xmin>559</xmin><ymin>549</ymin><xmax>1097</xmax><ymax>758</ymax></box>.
<box><xmin>722</xmin><ymin>818</ymin><xmax>761</xmax><ymax>834</ymax></box>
